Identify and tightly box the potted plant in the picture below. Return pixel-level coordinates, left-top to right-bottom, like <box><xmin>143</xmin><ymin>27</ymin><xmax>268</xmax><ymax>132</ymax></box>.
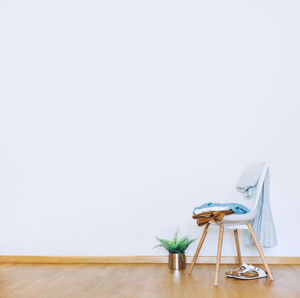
<box><xmin>154</xmin><ymin>230</ymin><xmax>196</xmax><ymax>270</ymax></box>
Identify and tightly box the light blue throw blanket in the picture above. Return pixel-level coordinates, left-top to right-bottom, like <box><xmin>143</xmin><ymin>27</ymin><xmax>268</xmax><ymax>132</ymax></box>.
<box><xmin>236</xmin><ymin>162</ymin><xmax>278</xmax><ymax>248</ymax></box>
<box><xmin>193</xmin><ymin>202</ymin><xmax>250</xmax><ymax>215</ymax></box>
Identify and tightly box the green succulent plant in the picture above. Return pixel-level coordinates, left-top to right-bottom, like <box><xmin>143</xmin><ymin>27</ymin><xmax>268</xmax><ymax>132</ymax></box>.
<box><xmin>154</xmin><ymin>230</ymin><xmax>196</xmax><ymax>260</ymax></box>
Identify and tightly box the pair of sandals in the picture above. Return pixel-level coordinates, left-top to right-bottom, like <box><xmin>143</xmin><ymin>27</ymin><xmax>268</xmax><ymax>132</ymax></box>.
<box><xmin>225</xmin><ymin>264</ymin><xmax>267</xmax><ymax>280</ymax></box>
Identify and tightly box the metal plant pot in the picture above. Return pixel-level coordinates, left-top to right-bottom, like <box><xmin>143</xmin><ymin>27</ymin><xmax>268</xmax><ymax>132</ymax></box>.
<box><xmin>168</xmin><ymin>253</ymin><xmax>186</xmax><ymax>270</ymax></box>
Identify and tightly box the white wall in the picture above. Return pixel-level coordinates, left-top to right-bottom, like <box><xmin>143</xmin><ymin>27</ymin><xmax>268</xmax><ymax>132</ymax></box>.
<box><xmin>1</xmin><ymin>0</ymin><xmax>300</xmax><ymax>257</ymax></box>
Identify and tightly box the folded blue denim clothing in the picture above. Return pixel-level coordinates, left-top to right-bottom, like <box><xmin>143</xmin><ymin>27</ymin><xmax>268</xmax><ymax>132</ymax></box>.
<box><xmin>193</xmin><ymin>202</ymin><xmax>250</xmax><ymax>215</ymax></box>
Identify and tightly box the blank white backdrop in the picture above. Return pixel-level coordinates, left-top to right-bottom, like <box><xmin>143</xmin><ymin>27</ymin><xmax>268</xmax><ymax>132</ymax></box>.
<box><xmin>1</xmin><ymin>0</ymin><xmax>300</xmax><ymax>257</ymax></box>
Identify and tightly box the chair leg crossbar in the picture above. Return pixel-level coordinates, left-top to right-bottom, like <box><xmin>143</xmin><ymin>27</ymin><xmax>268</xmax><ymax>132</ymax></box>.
<box><xmin>188</xmin><ymin>223</ymin><xmax>274</xmax><ymax>286</ymax></box>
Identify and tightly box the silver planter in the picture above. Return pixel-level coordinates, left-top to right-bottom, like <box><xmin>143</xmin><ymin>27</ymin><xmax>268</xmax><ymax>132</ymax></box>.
<box><xmin>168</xmin><ymin>253</ymin><xmax>185</xmax><ymax>270</ymax></box>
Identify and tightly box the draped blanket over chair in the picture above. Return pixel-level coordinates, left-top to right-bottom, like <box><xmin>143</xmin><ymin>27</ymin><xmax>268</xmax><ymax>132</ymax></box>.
<box><xmin>236</xmin><ymin>162</ymin><xmax>278</xmax><ymax>248</ymax></box>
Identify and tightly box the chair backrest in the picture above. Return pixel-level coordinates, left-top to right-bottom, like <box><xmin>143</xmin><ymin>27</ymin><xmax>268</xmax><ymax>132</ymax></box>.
<box><xmin>226</xmin><ymin>162</ymin><xmax>269</xmax><ymax>214</ymax></box>
<box><xmin>247</xmin><ymin>162</ymin><xmax>269</xmax><ymax>214</ymax></box>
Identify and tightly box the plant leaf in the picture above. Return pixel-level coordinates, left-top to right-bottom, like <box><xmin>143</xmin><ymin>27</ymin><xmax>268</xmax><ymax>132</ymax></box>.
<box><xmin>153</xmin><ymin>231</ymin><xmax>197</xmax><ymax>254</ymax></box>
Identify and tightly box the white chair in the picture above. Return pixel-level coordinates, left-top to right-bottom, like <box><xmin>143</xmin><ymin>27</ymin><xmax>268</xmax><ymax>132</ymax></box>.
<box><xmin>188</xmin><ymin>163</ymin><xmax>273</xmax><ymax>286</ymax></box>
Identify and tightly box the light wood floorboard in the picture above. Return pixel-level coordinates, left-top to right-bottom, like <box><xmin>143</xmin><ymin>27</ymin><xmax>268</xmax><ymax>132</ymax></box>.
<box><xmin>0</xmin><ymin>263</ymin><xmax>299</xmax><ymax>298</ymax></box>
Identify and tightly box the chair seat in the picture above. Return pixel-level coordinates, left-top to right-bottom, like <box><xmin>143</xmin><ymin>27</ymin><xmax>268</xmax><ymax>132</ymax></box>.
<box><xmin>210</xmin><ymin>222</ymin><xmax>249</xmax><ymax>230</ymax></box>
<box><xmin>222</xmin><ymin>212</ymin><xmax>256</xmax><ymax>223</ymax></box>
<box><xmin>209</xmin><ymin>210</ymin><xmax>257</xmax><ymax>225</ymax></box>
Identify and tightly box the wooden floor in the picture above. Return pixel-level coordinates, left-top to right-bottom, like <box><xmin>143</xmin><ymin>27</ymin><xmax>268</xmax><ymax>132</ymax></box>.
<box><xmin>0</xmin><ymin>263</ymin><xmax>299</xmax><ymax>298</ymax></box>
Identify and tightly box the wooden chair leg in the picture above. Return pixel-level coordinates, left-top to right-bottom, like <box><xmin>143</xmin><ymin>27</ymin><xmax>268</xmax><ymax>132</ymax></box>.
<box><xmin>247</xmin><ymin>223</ymin><xmax>274</xmax><ymax>281</ymax></box>
<box><xmin>188</xmin><ymin>223</ymin><xmax>210</xmax><ymax>274</ymax></box>
<box><xmin>234</xmin><ymin>229</ymin><xmax>242</xmax><ymax>266</ymax></box>
<box><xmin>214</xmin><ymin>224</ymin><xmax>224</xmax><ymax>286</ymax></box>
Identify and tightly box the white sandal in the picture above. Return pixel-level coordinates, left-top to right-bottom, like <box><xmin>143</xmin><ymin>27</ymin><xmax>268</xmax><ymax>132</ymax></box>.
<box><xmin>225</xmin><ymin>264</ymin><xmax>267</xmax><ymax>280</ymax></box>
